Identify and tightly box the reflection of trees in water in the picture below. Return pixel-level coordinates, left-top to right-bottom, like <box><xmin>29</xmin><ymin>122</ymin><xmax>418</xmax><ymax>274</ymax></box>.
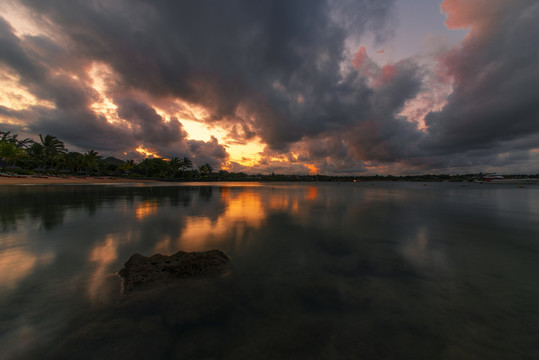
<box><xmin>0</xmin><ymin>186</ymin><xmax>206</xmax><ymax>231</ymax></box>
<box><xmin>198</xmin><ymin>186</ymin><xmax>213</xmax><ymax>201</ymax></box>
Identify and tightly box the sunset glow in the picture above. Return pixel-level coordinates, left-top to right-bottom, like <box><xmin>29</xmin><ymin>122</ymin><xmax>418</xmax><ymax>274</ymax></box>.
<box><xmin>135</xmin><ymin>147</ymin><xmax>161</xmax><ymax>159</ymax></box>
<box><xmin>135</xmin><ymin>200</ymin><xmax>159</xmax><ymax>220</ymax></box>
<box><xmin>306</xmin><ymin>164</ymin><xmax>319</xmax><ymax>175</ymax></box>
<box><xmin>177</xmin><ymin>190</ymin><xmax>265</xmax><ymax>251</ymax></box>
<box><xmin>0</xmin><ymin>0</ymin><xmax>537</xmax><ymax>174</ymax></box>
<box><xmin>89</xmin><ymin>62</ymin><xmax>120</xmax><ymax>124</ymax></box>
<box><xmin>0</xmin><ymin>71</ymin><xmax>54</xmax><ymax>111</ymax></box>
<box><xmin>87</xmin><ymin>235</ymin><xmax>118</xmax><ymax>302</ymax></box>
<box><xmin>2</xmin><ymin>2</ymin><xmax>539</xmax><ymax>358</ymax></box>
<box><xmin>306</xmin><ymin>186</ymin><xmax>318</xmax><ymax>201</ymax></box>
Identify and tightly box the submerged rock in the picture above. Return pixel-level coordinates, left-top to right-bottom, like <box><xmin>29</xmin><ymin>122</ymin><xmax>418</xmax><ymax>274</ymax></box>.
<box><xmin>118</xmin><ymin>249</ymin><xmax>231</xmax><ymax>292</ymax></box>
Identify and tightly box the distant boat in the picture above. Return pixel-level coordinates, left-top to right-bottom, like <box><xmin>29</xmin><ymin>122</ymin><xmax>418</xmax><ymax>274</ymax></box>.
<box><xmin>484</xmin><ymin>174</ymin><xmax>504</xmax><ymax>182</ymax></box>
<box><xmin>481</xmin><ymin>174</ymin><xmax>538</xmax><ymax>185</ymax></box>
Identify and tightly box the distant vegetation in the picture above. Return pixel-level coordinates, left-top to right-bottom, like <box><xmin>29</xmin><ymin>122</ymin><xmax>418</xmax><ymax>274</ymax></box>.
<box><xmin>0</xmin><ymin>131</ymin><xmax>215</xmax><ymax>180</ymax></box>
<box><xmin>2</xmin><ymin>130</ymin><xmax>538</xmax><ymax>182</ymax></box>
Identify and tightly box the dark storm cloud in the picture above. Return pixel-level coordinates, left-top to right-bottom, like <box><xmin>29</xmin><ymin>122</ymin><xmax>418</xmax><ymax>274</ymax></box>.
<box><xmin>187</xmin><ymin>137</ymin><xmax>228</xmax><ymax>170</ymax></box>
<box><xmin>0</xmin><ymin>6</ymin><xmax>229</xmax><ymax>165</ymax></box>
<box><xmin>3</xmin><ymin>0</ymin><xmax>537</xmax><ymax>173</ymax></box>
<box><xmin>423</xmin><ymin>1</ymin><xmax>539</xmax><ymax>159</ymax></box>
<box><xmin>115</xmin><ymin>98</ymin><xmax>187</xmax><ymax>147</ymax></box>
<box><xmin>13</xmin><ymin>0</ymin><xmax>400</xmax><ymax>155</ymax></box>
<box><xmin>0</xmin><ymin>17</ymin><xmax>45</xmax><ymax>83</ymax></box>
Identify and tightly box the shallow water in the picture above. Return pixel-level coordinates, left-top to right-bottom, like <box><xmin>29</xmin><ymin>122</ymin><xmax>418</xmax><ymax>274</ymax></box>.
<box><xmin>1</xmin><ymin>182</ymin><xmax>538</xmax><ymax>359</ymax></box>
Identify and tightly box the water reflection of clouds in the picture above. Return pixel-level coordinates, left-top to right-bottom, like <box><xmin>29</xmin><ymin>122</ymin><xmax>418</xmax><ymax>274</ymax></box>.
<box><xmin>87</xmin><ymin>233</ymin><xmax>131</xmax><ymax>303</ymax></box>
<box><xmin>400</xmin><ymin>226</ymin><xmax>449</xmax><ymax>277</ymax></box>
<box><xmin>173</xmin><ymin>190</ymin><xmax>266</xmax><ymax>252</ymax></box>
<box><xmin>1</xmin><ymin>183</ymin><xmax>539</xmax><ymax>359</ymax></box>
<box><xmin>135</xmin><ymin>200</ymin><xmax>159</xmax><ymax>220</ymax></box>
<box><xmin>306</xmin><ymin>186</ymin><xmax>318</xmax><ymax>201</ymax></box>
<box><xmin>0</xmin><ymin>248</ymin><xmax>43</xmax><ymax>289</ymax></box>
<box><xmin>0</xmin><ymin>235</ymin><xmax>54</xmax><ymax>290</ymax></box>
<box><xmin>171</xmin><ymin>186</ymin><xmax>328</xmax><ymax>252</ymax></box>
<box><xmin>269</xmin><ymin>194</ymin><xmax>299</xmax><ymax>213</ymax></box>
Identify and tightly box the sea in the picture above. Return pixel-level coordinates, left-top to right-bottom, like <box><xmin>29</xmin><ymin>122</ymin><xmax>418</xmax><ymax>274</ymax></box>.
<box><xmin>1</xmin><ymin>182</ymin><xmax>538</xmax><ymax>359</ymax></box>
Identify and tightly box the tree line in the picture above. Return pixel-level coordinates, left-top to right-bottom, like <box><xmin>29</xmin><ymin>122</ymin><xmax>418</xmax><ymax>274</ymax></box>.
<box><xmin>0</xmin><ymin>131</ymin><xmax>219</xmax><ymax>179</ymax></box>
<box><xmin>6</xmin><ymin>130</ymin><xmax>529</xmax><ymax>182</ymax></box>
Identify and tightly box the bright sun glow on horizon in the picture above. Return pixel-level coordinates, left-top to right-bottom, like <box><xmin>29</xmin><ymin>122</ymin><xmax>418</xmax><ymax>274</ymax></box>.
<box><xmin>178</xmin><ymin>117</ymin><xmax>266</xmax><ymax>167</ymax></box>
<box><xmin>85</xmin><ymin>62</ymin><xmax>266</xmax><ymax>167</ymax></box>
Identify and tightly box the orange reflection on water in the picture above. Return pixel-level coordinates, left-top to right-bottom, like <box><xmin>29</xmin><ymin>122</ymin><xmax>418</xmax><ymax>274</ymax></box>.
<box><xmin>0</xmin><ymin>249</ymin><xmax>37</xmax><ymax>289</ymax></box>
<box><xmin>269</xmin><ymin>195</ymin><xmax>289</xmax><ymax>210</ymax></box>
<box><xmin>153</xmin><ymin>234</ymin><xmax>172</xmax><ymax>254</ymax></box>
<box><xmin>306</xmin><ymin>186</ymin><xmax>318</xmax><ymax>201</ymax></box>
<box><xmin>220</xmin><ymin>187</ymin><xmax>230</xmax><ymax>199</ymax></box>
<box><xmin>87</xmin><ymin>235</ymin><xmax>119</xmax><ymax>303</ymax></box>
<box><xmin>269</xmin><ymin>195</ymin><xmax>300</xmax><ymax>213</ymax></box>
<box><xmin>0</xmin><ymin>243</ymin><xmax>54</xmax><ymax>290</ymax></box>
<box><xmin>135</xmin><ymin>200</ymin><xmax>159</xmax><ymax>220</ymax></box>
<box><xmin>178</xmin><ymin>190</ymin><xmax>265</xmax><ymax>251</ymax></box>
<box><xmin>225</xmin><ymin>191</ymin><xmax>265</xmax><ymax>223</ymax></box>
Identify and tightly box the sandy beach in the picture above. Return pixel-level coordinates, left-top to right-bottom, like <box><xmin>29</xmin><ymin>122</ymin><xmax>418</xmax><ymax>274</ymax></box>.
<box><xmin>0</xmin><ymin>176</ymin><xmax>159</xmax><ymax>185</ymax></box>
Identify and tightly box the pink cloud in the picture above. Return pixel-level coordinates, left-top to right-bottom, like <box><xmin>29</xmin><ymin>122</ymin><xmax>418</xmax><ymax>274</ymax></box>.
<box><xmin>436</xmin><ymin>0</ymin><xmax>517</xmax><ymax>90</ymax></box>
<box><xmin>380</xmin><ymin>64</ymin><xmax>395</xmax><ymax>82</ymax></box>
<box><xmin>351</xmin><ymin>46</ymin><xmax>397</xmax><ymax>88</ymax></box>
<box><xmin>441</xmin><ymin>0</ymin><xmax>511</xmax><ymax>35</ymax></box>
<box><xmin>350</xmin><ymin>46</ymin><xmax>368</xmax><ymax>69</ymax></box>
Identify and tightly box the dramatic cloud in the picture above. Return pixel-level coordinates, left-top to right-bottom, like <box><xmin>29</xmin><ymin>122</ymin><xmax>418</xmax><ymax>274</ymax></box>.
<box><xmin>423</xmin><ymin>0</ymin><xmax>539</xmax><ymax>167</ymax></box>
<box><xmin>0</xmin><ymin>0</ymin><xmax>538</xmax><ymax>173</ymax></box>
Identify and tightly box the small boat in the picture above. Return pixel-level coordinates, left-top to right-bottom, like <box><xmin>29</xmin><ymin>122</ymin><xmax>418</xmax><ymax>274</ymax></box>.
<box><xmin>484</xmin><ymin>174</ymin><xmax>504</xmax><ymax>182</ymax></box>
<box><xmin>482</xmin><ymin>174</ymin><xmax>538</xmax><ymax>185</ymax></box>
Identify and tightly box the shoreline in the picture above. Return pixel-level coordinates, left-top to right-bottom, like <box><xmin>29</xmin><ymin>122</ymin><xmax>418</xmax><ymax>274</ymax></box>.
<box><xmin>0</xmin><ymin>175</ymin><xmax>159</xmax><ymax>185</ymax></box>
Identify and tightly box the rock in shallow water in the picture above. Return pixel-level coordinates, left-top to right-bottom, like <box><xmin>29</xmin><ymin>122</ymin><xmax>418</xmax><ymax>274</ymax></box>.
<box><xmin>118</xmin><ymin>249</ymin><xmax>231</xmax><ymax>292</ymax></box>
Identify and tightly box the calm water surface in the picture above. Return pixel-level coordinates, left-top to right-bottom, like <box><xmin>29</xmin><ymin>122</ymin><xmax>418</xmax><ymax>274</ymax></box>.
<box><xmin>1</xmin><ymin>182</ymin><xmax>538</xmax><ymax>359</ymax></box>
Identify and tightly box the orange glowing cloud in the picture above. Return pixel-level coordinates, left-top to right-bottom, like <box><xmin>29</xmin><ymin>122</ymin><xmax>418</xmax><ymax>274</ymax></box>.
<box><xmin>135</xmin><ymin>146</ymin><xmax>161</xmax><ymax>159</ymax></box>
<box><xmin>306</xmin><ymin>164</ymin><xmax>318</xmax><ymax>175</ymax></box>
<box><xmin>88</xmin><ymin>62</ymin><xmax>120</xmax><ymax>124</ymax></box>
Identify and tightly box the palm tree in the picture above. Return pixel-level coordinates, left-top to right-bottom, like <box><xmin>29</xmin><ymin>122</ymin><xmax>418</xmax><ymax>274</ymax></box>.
<box><xmin>39</xmin><ymin>134</ymin><xmax>67</xmax><ymax>169</ymax></box>
<box><xmin>179</xmin><ymin>157</ymin><xmax>193</xmax><ymax>178</ymax></box>
<box><xmin>119</xmin><ymin>159</ymin><xmax>134</xmax><ymax>175</ymax></box>
<box><xmin>137</xmin><ymin>158</ymin><xmax>153</xmax><ymax>177</ymax></box>
<box><xmin>169</xmin><ymin>157</ymin><xmax>181</xmax><ymax>177</ymax></box>
<box><xmin>0</xmin><ymin>131</ymin><xmax>32</xmax><ymax>148</ymax></box>
<box><xmin>83</xmin><ymin>150</ymin><xmax>101</xmax><ymax>175</ymax></box>
<box><xmin>64</xmin><ymin>151</ymin><xmax>84</xmax><ymax>174</ymax></box>
<box><xmin>25</xmin><ymin>142</ymin><xmax>45</xmax><ymax>169</ymax></box>
<box><xmin>198</xmin><ymin>163</ymin><xmax>213</xmax><ymax>177</ymax></box>
<box><xmin>0</xmin><ymin>142</ymin><xmax>28</xmax><ymax>171</ymax></box>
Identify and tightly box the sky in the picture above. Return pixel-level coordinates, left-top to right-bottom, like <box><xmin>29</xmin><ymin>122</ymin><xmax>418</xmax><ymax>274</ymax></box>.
<box><xmin>0</xmin><ymin>0</ymin><xmax>538</xmax><ymax>175</ymax></box>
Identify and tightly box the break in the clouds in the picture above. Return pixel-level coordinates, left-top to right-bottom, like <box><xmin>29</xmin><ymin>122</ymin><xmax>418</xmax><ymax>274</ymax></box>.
<box><xmin>0</xmin><ymin>0</ymin><xmax>538</xmax><ymax>173</ymax></box>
